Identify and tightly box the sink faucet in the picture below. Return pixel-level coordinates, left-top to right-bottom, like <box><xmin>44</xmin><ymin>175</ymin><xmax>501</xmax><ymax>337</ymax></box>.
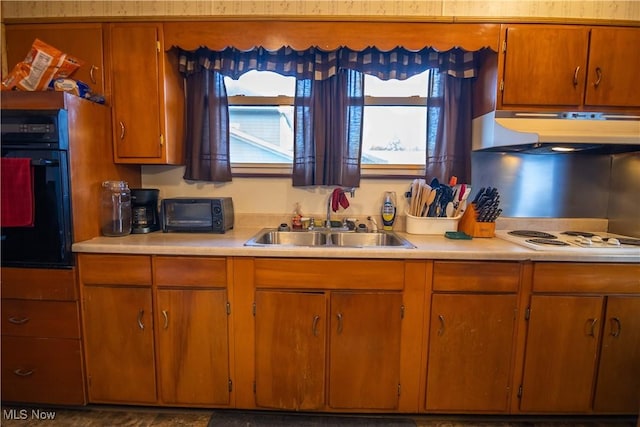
<box><xmin>367</xmin><ymin>216</ymin><xmax>378</xmax><ymax>232</ymax></box>
<box><xmin>325</xmin><ymin>187</ymin><xmax>355</xmax><ymax>228</ymax></box>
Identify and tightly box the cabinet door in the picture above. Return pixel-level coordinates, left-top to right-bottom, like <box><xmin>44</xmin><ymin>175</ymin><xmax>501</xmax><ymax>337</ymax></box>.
<box><xmin>109</xmin><ymin>24</ymin><xmax>162</xmax><ymax>160</ymax></box>
<box><xmin>5</xmin><ymin>24</ymin><xmax>105</xmax><ymax>95</ymax></box>
<box><xmin>594</xmin><ymin>296</ymin><xmax>640</xmax><ymax>413</ymax></box>
<box><xmin>82</xmin><ymin>286</ymin><xmax>156</xmax><ymax>403</ymax></box>
<box><xmin>255</xmin><ymin>290</ymin><xmax>326</xmax><ymax>410</ymax></box>
<box><xmin>520</xmin><ymin>295</ymin><xmax>603</xmax><ymax>412</ymax></box>
<box><xmin>426</xmin><ymin>294</ymin><xmax>517</xmax><ymax>412</ymax></box>
<box><xmin>156</xmin><ymin>289</ymin><xmax>230</xmax><ymax>405</ymax></box>
<box><xmin>329</xmin><ymin>292</ymin><xmax>402</xmax><ymax>410</ymax></box>
<box><xmin>585</xmin><ymin>27</ymin><xmax>640</xmax><ymax>108</ymax></box>
<box><xmin>502</xmin><ymin>26</ymin><xmax>589</xmax><ymax>107</ymax></box>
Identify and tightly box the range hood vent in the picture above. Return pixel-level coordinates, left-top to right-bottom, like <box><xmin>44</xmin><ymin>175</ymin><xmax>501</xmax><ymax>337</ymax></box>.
<box><xmin>472</xmin><ymin>111</ymin><xmax>640</xmax><ymax>154</ymax></box>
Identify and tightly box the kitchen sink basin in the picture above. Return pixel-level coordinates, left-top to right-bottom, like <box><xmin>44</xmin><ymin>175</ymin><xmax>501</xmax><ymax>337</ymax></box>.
<box><xmin>244</xmin><ymin>228</ymin><xmax>415</xmax><ymax>249</ymax></box>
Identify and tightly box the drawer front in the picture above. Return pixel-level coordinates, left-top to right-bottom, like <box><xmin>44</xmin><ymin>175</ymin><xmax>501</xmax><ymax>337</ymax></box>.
<box><xmin>1</xmin><ymin>267</ymin><xmax>77</xmax><ymax>300</ymax></box>
<box><xmin>154</xmin><ymin>256</ymin><xmax>227</xmax><ymax>288</ymax></box>
<box><xmin>533</xmin><ymin>263</ymin><xmax>640</xmax><ymax>293</ymax></box>
<box><xmin>1</xmin><ymin>300</ymin><xmax>80</xmax><ymax>339</ymax></box>
<box><xmin>254</xmin><ymin>258</ymin><xmax>405</xmax><ymax>290</ymax></box>
<box><xmin>433</xmin><ymin>261</ymin><xmax>521</xmax><ymax>292</ymax></box>
<box><xmin>79</xmin><ymin>254</ymin><xmax>152</xmax><ymax>286</ymax></box>
<box><xmin>1</xmin><ymin>336</ymin><xmax>85</xmax><ymax>405</ymax></box>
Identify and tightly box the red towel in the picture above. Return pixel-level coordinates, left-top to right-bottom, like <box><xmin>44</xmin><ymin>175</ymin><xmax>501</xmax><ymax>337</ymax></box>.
<box><xmin>1</xmin><ymin>158</ymin><xmax>35</xmax><ymax>227</ymax></box>
<box><xmin>331</xmin><ymin>188</ymin><xmax>350</xmax><ymax>212</ymax></box>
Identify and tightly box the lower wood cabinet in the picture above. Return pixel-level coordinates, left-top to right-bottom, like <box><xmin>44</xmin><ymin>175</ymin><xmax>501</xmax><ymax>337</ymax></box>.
<box><xmin>1</xmin><ymin>267</ymin><xmax>85</xmax><ymax>405</ymax></box>
<box><xmin>78</xmin><ymin>254</ymin><xmax>231</xmax><ymax>407</ymax></box>
<box><xmin>156</xmin><ymin>288</ymin><xmax>230</xmax><ymax>405</ymax></box>
<box><xmin>520</xmin><ymin>263</ymin><xmax>640</xmax><ymax>414</ymax></box>
<box><xmin>425</xmin><ymin>261</ymin><xmax>521</xmax><ymax>413</ymax></box>
<box><xmin>255</xmin><ymin>290</ymin><xmax>403</xmax><ymax>411</ymax></box>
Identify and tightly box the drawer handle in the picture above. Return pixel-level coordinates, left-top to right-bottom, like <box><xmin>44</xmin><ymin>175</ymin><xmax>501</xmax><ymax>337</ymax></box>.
<box><xmin>14</xmin><ymin>368</ymin><xmax>34</xmax><ymax>377</ymax></box>
<box><xmin>573</xmin><ymin>66</ymin><xmax>581</xmax><ymax>87</ymax></box>
<box><xmin>162</xmin><ymin>310</ymin><xmax>169</xmax><ymax>329</ymax></box>
<box><xmin>587</xmin><ymin>318</ymin><xmax>598</xmax><ymax>337</ymax></box>
<box><xmin>90</xmin><ymin>65</ymin><xmax>98</xmax><ymax>84</ymax></box>
<box><xmin>8</xmin><ymin>316</ymin><xmax>30</xmax><ymax>325</ymax></box>
<box><xmin>137</xmin><ymin>309</ymin><xmax>145</xmax><ymax>330</ymax></box>
<box><xmin>336</xmin><ymin>312</ymin><xmax>343</xmax><ymax>335</ymax></box>
<box><xmin>593</xmin><ymin>66</ymin><xmax>602</xmax><ymax>88</ymax></box>
<box><xmin>312</xmin><ymin>315</ymin><xmax>320</xmax><ymax>337</ymax></box>
<box><xmin>438</xmin><ymin>315</ymin><xmax>445</xmax><ymax>336</ymax></box>
<box><xmin>610</xmin><ymin>317</ymin><xmax>621</xmax><ymax>337</ymax></box>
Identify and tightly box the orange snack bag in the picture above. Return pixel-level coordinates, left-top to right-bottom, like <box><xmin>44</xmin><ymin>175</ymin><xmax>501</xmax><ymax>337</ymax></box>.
<box><xmin>1</xmin><ymin>39</ymin><xmax>83</xmax><ymax>91</ymax></box>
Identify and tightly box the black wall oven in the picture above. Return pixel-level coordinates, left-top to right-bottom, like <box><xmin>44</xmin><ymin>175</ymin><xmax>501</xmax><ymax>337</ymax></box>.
<box><xmin>1</xmin><ymin>109</ymin><xmax>73</xmax><ymax>268</ymax></box>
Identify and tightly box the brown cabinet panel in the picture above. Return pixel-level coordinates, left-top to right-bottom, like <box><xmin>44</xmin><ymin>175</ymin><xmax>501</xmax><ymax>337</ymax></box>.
<box><xmin>594</xmin><ymin>296</ymin><xmax>640</xmax><ymax>413</ymax></box>
<box><xmin>255</xmin><ymin>290</ymin><xmax>326</xmax><ymax>410</ymax></box>
<box><xmin>433</xmin><ymin>261</ymin><xmax>521</xmax><ymax>292</ymax></box>
<box><xmin>5</xmin><ymin>23</ymin><xmax>105</xmax><ymax>95</ymax></box>
<box><xmin>1</xmin><ymin>267</ymin><xmax>77</xmax><ymax>301</ymax></box>
<box><xmin>156</xmin><ymin>288</ymin><xmax>230</xmax><ymax>405</ymax></box>
<box><xmin>426</xmin><ymin>293</ymin><xmax>517</xmax><ymax>412</ymax></box>
<box><xmin>329</xmin><ymin>292</ymin><xmax>402</xmax><ymax>410</ymax></box>
<box><xmin>585</xmin><ymin>28</ymin><xmax>640</xmax><ymax>108</ymax></box>
<box><xmin>154</xmin><ymin>256</ymin><xmax>227</xmax><ymax>288</ymax></box>
<box><xmin>109</xmin><ymin>24</ymin><xmax>162</xmax><ymax>160</ymax></box>
<box><xmin>520</xmin><ymin>295</ymin><xmax>603</xmax><ymax>412</ymax></box>
<box><xmin>1</xmin><ymin>336</ymin><xmax>85</xmax><ymax>405</ymax></box>
<box><xmin>533</xmin><ymin>263</ymin><xmax>640</xmax><ymax>293</ymax></box>
<box><xmin>82</xmin><ymin>286</ymin><xmax>156</xmax><ymax>404</ymax></box>
<box><xmin>1</xmin><ymin>300</ymin><xmax>80</xmax><ymax>339</ymax></box>
<box><xmin>254</xmin><ymin>258</ymin><xmax>404</xmax><ymax>290</ymax></box>
<box><xmin>502</xmin><ymin>26</ymin><xmax>589</xmax><ymax>107</ymax></box>
<box><xmin>79</xmin><ymin>254</ymin><xmax>152</xmax><ymax>286</ymax></box>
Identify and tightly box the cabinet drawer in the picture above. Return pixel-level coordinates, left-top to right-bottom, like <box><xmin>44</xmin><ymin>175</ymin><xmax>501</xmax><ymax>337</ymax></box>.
<box><xmin>79</xmin><ymin>254</ymin><xmax>151</xmax><ymax>286</ymax></box>
<box><xmin>154</xmin><ymin>256</ymin><xmax>227</xmax><ymax>288</ymax></box>
<box><xmin>0</xmin><ymin>267</ymin><xmax>77</xmax><ymax>301</ymax></box>
<box><xmin>254</xmin><ymin>258</ymin><xmax>405</xmax><ymax>290</ymax></box>
<box><xmin>433</xmin><ymin>261</ymin><xmax>520</xmax><ymax>292</ymax></box>
<box><xmin>1</xmin><ymin>300</ymin><xmax>80</xmax><ymax>339</ymax></box>
<box><xmin>1</xmin><ymin>336</ymin><xmax>85</xmax><ymax>405</ymax></box>
<box><xmin>533</xmin><ymin>263</ymin><xmax>640</xmax><ymax>293</ymax></box>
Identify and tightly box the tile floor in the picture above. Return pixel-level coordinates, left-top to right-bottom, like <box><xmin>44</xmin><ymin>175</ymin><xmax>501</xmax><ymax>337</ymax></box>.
<box><xmin>0</xmin><ymin>405</ymin><xmax>637</xmax><ymax>427</ymax></box>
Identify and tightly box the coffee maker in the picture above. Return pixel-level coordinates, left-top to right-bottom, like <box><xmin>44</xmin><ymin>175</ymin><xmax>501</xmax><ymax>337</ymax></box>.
<box><xmin>130</xmin><ymin>188</ymin><xmax>160</xmax><ymax>233</ymax></box>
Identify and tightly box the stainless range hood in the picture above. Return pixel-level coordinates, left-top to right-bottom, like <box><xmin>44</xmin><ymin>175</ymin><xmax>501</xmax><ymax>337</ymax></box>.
<box><xmin>472</xmin><ymin>111</ymin><xmax>640</xmax><ymax>154</ymax></box>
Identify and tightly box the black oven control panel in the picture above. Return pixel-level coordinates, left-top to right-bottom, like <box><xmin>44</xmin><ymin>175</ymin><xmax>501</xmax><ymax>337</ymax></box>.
<box><xmin>1</xmin><ymin>110</ymin><xmax>67</xmax><ymax>148</ymax></box>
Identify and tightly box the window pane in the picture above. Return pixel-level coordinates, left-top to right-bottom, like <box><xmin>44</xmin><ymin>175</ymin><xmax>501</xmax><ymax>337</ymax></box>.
<box><xmin>364</xmin><ymin>72</ymin><xmax>428</xmax><ymax>97</ymax></box>
<box><xmin>362</xmin><ymin>106</ymin><xmax>426</xmax><ymax>165</ymax></box>
<box><xmin>229</xmin><ymin>106</ymin><xmax>294</xmax><ymax>163</ymax></box>
<box><xmin>225</xmin><ymin>70</ymin><xmax>295</xmax><ymax>96</ymax></box>
<box><xmin>225</xmin><ymin>71</ymin><xmax>295</xmax><ymax>164</ymax></box>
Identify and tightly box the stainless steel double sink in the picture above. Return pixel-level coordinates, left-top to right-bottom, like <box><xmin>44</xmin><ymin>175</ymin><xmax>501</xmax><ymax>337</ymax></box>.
<box><xmin>244</xmin><ymin>228</ymin><xmax>416</xmax><ymax>249</ymax></box>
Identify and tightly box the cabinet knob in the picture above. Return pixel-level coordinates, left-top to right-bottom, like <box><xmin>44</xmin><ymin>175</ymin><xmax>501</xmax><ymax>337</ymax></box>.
<box><xmin>336</xmin><ymin>312</ymin><xmax>343</xmax><ymax>335</ymax></box>
<box><xmin>312</xmin><ymin>315</ymin><xmax>320</xmax><ymax>337</ymax></box>
<box><xmin>437</xmin><ymin>314</ymin><xmax>445</xmax><ymax>336</ymax></box>
<box><xmin>137</xmin><ymin>309</ymin><xmax>145</xmax><ymax>330</ymax></box>
<box><xmin>162</xmin><ymin>310</ymin><xmax>169</xmax><ymax>329</ymax></box>
<box><xmin>593</xmin><ymin>66</ymin><xmax>603</xmax><ymax>88</ymax></box>
<box><xmin>609</xmin><ymin>317</ymin><xmax>621</xmax><ymax>337</ymax></box>
<box><xmin>119</xmin><ymin>121</ymin><xmax>126</xmax><ymax>140</ymax></box>
<box><xmin>13</xmin><ymin>368</ymin><xmax>34</xmax><ymax>377</ymax></box>
<box><xmin>90</xmin><ymin>65</ymin><xmax>99</xmax><ymax>84</ymax></box>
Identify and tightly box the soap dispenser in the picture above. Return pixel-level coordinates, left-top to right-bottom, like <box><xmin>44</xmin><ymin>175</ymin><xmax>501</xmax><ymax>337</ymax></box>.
<box><xmin>381</xmin><ymin>191</ymin><xmax>397</xmax><ymax>231</ymax></box>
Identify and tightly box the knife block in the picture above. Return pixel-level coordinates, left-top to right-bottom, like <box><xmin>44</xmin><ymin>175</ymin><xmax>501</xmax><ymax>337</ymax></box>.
<box><xmin>457</xmin><ymin>204</ymin><xmax>496</xmax><ymax>238</ymax></box>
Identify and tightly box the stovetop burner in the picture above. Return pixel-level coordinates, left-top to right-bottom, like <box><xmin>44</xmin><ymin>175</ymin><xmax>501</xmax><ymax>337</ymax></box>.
<box><xmin>526</xmin><ymin>238</ymin><xmax>570</xmax><ymax>247</ymax></box>
<box><xmin>562</xmin><ymin>231</ymin><xmax>597</xmax><ymax>237</ymax></box>
<box><xmin>509</xmin><ymin>230</ymin><xmax>557</xmax><ymax>239</ymax></box>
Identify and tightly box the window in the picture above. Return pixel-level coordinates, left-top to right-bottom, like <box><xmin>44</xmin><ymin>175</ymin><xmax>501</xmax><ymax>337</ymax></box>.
<box><xmin>225</xmin><ymin>71</ymin><xmax>295</xmax><ymax>168</ymax></box>
<box><xmin>224</xmin><ymin>69</ymin><xmax>431</xmax><ymax>175</ymax></box>
<box><xmin>362</xmin><ymin>71</ymin><xmax>430</xmax><ymax>169</ymax></box>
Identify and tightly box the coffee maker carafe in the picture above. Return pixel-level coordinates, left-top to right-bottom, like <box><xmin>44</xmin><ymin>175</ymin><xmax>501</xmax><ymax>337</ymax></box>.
<box><xmin>130</xmin><ymin>188</ymin><xmax>160</xmax><ymax>233</ymax></box>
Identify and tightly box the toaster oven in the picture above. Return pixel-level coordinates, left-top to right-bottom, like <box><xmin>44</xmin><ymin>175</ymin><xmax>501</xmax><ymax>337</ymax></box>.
<box><xmin>161</xmin><ymin>197</ymin><xmax>234</xmax><ymax>233</ymax></box>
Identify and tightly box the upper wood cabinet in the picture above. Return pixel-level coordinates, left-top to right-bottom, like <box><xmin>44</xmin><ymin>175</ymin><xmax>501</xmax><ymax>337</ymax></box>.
<box><xmin>499</xmin><ymin>25</ymin><xmax>640</xmax><ymax>111</ymax></box>
<box><xmin>107</xmin><ymin>23</ymin><xmax>184</xmax><ymax>164</ymax></box>
<box><xmin>5</xmin><ymin>23</ymin><xmax>105</xmax><ymax>96</ymax></box>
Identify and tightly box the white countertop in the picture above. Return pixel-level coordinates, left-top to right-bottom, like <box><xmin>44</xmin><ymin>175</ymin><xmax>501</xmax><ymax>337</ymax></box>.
<box><xmin>72</xmin><ymin>227</ymin><xmax>640</xmax><ymax>263</ymax></box>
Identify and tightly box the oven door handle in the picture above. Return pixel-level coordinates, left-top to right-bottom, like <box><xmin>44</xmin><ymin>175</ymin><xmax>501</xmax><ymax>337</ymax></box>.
<box><xmin>32</xmin><ymin>159</ymin><xmax>59</xmax><ymax>166</ymax></box>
